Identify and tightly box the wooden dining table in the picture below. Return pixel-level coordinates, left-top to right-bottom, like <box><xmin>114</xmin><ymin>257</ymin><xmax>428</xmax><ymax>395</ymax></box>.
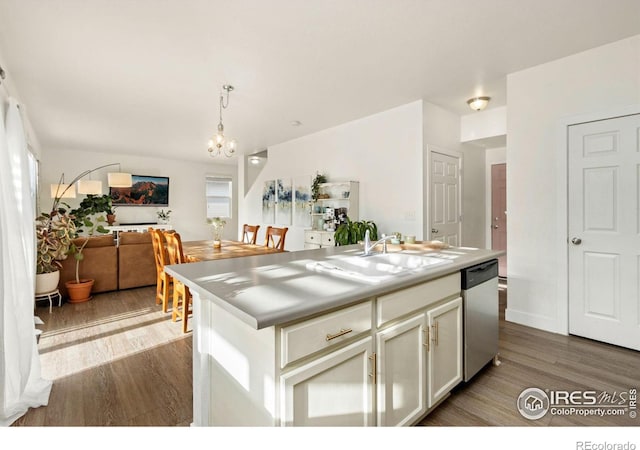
<box><xmin>181</xmin><ymin>239</ymin><xmax>284</xmax><ymax>262</ymax></box>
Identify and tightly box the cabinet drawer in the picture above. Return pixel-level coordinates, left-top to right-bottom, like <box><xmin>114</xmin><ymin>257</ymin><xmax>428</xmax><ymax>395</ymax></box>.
<box><xmin>304</xmin><ymin>243</ymin><xmax>321</xmax><ymax>250</ymax></box>
<box><xmin>376</xmin><ymin>272</ymin><xmax>460</xmax><ymax>327</ymax></box>
<box><xmin>305</xmin><ymin>231</ymin><xmax>321</xmax><ymax>244</ymax></box>
<box><xmin>321</xmin><ymin>233</ymin><xmax>335</xmax><ymax>247</ymax></box>
<box><xmin>280</xmin><ymin>300</ymin><xmax>372</xmax><ymax>368</ymax></box>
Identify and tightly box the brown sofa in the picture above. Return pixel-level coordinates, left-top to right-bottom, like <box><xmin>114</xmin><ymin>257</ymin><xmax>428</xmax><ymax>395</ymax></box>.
<box><xmin>57</xmin><ymin>231</ymin><xmax>156</xmax><ymax>298</ymax></box>
<box><xmin>117</xmin><ymin>231</ymin><xmax>156</xmax><ymax>289</ymax></box>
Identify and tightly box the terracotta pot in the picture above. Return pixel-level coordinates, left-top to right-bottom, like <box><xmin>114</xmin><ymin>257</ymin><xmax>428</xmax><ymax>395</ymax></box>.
<box><xmin>65</xmin><ymin>279</ymin><xmax>94</xmax><ymax>303</ymax></box>
<box><xmin>36</xmin><ymin>270</ymin><xmax>60</xmax><ymax>295</ymax></box>
<box><xmin>106</xmin><ymin>214</ymin><xmax>116</xmax><ymax>226</ymax></box>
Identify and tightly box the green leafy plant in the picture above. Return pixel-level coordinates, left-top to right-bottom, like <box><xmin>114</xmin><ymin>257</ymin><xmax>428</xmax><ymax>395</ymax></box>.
<box><xmin>157</xmin><ymin>209</ymin><xmax>172</xmax><ymax>220</ymax></box>
<box><xmin>311</xmin><ymin>172</ymin><xmax>327</xmax><ymax>202</ymax></box>
<box><xmin>206</xmin><ymin>217</ymin><xmax>227</xmax><ymax>228</ymax></box>
<box><xmin>66</xmin><ymin>195</ymin><xmax>110</xmax><ymax>283</ymax></box>
<box><xmin>70</xmin><ymin>194</ymin><xmax>114</xmax><ymax>230</ymax></box>
<box><xmin>334</xmin><ymin>218</ymin><xmax>378</xmax><ymax>246</ymax></box>
<box><xmin>35</xmin><ymin>204</ymin><xmax>76</xmax><ymax>274</ymax></box>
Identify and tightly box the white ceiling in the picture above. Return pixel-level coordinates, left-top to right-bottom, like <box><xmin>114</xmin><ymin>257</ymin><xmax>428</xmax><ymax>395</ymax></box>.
<box><xmin>0</xmin><ymin>0</ymin><xmax>639</xmax><ymax>164</ymax></box>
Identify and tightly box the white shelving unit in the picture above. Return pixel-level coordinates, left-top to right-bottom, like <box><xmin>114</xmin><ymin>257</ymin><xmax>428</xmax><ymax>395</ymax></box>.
<box><xmin>305</xmin><ymin>181</ymin><xmax>359</xmax><ymax>249</ymax></box>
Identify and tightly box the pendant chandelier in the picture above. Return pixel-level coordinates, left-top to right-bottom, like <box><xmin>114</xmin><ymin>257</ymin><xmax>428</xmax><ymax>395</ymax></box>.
<box><xmin>208</xmin><ymin>84</ymin><xmax>237</xmax><ymax>157</ymax></box>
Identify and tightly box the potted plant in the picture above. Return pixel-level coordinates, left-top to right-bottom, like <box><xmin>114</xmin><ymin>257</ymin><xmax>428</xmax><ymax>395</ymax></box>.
<box><xmin>157</xmin><ymin>208</ymin><xmax>172</xmax><ymax>224</ymax></box>
<box><xmin>65</xmin><ymin>203</ymin><xmax>110</xmax><ymax>303</ymax></box>
<box><xmin>207</xmin><ymin>217</ymin><xmax>226</xmax><ymax>248</ymax></box>
<box><xmin>334</xmin><ymin>218</ymin><xmax>378</xmax><ymax>246</ymax></box>
<box><xmin>311</xmin><ymin>172</ymin><xmax>327</xmax><ymax>202</ymax></box>
<box><xmin>35</xmin><ymin>204</ymin><xmax>76</xmax><ymax>294</ymax></box>
<box><xmin>69</xmin><ymin>194</ymin><xmax>116</xmax><ymax>226</ymax></box>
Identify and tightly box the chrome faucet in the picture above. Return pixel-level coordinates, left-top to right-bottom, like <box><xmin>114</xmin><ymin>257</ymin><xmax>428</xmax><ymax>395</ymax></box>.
<box><xmin>363</xmin><ymin>230</ymin><xmax>396</xmax><ymax>256</ymax></box>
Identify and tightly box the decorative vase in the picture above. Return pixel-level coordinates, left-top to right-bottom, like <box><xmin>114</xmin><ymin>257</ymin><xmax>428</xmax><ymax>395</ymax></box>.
<box><xmin>65</xmin><ymin>279</ymin><xmax>94</xmax><ymax>303</ymax></box>
<box><xmin>158</xmin><ymin>218</ymin><xmax>169</xmax><ymax>225</ymax></box>
<box><xmin>36</xmin><ymin>270</ymin><xmax>60</xmax><ymax>295</ymax></box>
<box><xmin>212</xmin><ymin>225</ymin><xmax>224</xmax><ymax>248</ymax></box>
<box><xmin>106</xmin><ymin>214</ymin><xmax>116</xmax><ymax>226</ymax></box>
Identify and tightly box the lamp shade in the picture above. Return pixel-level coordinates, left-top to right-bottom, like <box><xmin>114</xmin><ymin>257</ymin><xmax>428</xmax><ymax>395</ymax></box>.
<box><xmin>50</xmin><ymin>183</ymin><xmax>76</xmax><ymax>199</ymax></box>
<box><xmin>77</xmin><ymin>179</ymin><xmax>103</xmax><ymax>195</ymax></box>
<box><xmin>108</xmin><ymin>172</ymin><xmax>132</xmax><ymax>188</ymax></box>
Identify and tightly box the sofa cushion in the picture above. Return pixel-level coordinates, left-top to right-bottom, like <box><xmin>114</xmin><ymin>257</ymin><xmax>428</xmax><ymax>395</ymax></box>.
<box><xmin>118</xmin><ymin>231</ymin><xmax>156</xmax><ymax>290</ymax></box>
<box><xmin>119</xmin><ymin>232</ymin><xmax>152</xmax><ymax>245</ymax></box>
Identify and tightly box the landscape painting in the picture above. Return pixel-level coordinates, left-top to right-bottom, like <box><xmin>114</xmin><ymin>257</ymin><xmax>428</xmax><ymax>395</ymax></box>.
<box><xmin>262</xmin><ymin>180</ymin><xmax>276</xmax><ymax>223</ymax></box>
<box><xmin>276</xmin><ymin>178</ymin><xmax>292</xmax><ymax>225</ymax></box>
<box><xmin>110</xmin><ymin>175</ymin><xmax>169</xmax><ymax>206</ymax></box>
<box><xmin>293</xmin><ymin>176</ymin><xmax>311</xmax><ymax>227</ymax></box>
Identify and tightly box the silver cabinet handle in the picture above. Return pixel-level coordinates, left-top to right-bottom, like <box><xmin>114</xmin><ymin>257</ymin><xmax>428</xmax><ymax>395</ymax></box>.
<box><xmin>571</xmin><ymin>237</ymin><xmax>582</xmax><ymax>245</ymax></box>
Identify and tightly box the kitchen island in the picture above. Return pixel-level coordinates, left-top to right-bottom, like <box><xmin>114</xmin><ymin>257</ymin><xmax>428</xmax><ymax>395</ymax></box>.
<box><xmin>165</xmin><ymin>243</ymin><xmax>503</xmax><ymax>426</ymax></box>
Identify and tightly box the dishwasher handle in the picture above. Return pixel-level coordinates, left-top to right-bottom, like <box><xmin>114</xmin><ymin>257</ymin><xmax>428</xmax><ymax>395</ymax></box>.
<box><xmin>461</xmin><ymin>259</ymin><xmax>499</xmax><ymax>289</ymax></box>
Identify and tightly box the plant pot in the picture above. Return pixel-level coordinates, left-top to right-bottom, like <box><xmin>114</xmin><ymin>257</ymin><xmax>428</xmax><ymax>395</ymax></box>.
<box><xmin>65</xmin><ymin>279</ymin><xmax>94</xmax><ymax>303</ymax></box>
<box><xmin>36</xmin><ymin>270</ymin><xmax>60</xmax><ymax>295</ymax></box>
<box><xmin>106</xmin><ymin>214</ymin><xmax>116</xmax><ymax>226</ymax></box>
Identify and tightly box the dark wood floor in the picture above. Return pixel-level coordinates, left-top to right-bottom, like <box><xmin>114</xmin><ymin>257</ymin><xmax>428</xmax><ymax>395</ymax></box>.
<box><xmin>14</xmin><ymin>282</ymin><xmax>640</xmax><ymax>426</ymax></box>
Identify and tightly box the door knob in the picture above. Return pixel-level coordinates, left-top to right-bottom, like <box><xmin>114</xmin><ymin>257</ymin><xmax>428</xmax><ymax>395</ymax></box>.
<box><xmin>431</xmin><ymin>228</ymin><xmax>439</xmax><ymax>234</ymax></box>
<box><xmin>491</xmin><ymin>224</ymin><xmax>499</xmax><ymax>229</ymax></box>
<box><xmin>571</xmin><ymin>237</ymin><xmax>582</xmax><ymax>245</ymax></box>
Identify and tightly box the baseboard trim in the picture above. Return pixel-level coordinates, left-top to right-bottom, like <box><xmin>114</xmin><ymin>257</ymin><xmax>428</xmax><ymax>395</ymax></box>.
<box><xmin>505</xmin><ymin>308</ymin><xmax>565</xmax><ymax>335</ymax></box>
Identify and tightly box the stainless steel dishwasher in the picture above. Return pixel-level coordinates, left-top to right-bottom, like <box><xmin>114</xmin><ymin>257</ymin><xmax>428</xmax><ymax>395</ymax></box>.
<box><xmin>462</xmin><ymin>259</ymin><xmax>500</xmax><ymax>382</ymax></box>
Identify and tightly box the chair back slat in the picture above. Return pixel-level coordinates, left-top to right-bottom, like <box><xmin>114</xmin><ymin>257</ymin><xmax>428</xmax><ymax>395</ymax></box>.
<box><xmin>164</xmin><ymin>231</ymin><xmax>188</xmax><ymax>265</ymax></box>
<box><xmin>242</xmin><ymin>224</ymin><xmax>260</xmax><ymax>244</ymax></box>
<box><xmin>265</xmin><ymin>226</ymin><xmax>288</xmax><ymax>250</ymax></box>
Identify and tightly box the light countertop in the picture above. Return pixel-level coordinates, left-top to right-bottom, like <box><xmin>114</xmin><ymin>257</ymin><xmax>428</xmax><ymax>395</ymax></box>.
<box><xmin>165</xmin><ymin>244</ymin><xmax>503</xmax><ymax>329</ymax></box>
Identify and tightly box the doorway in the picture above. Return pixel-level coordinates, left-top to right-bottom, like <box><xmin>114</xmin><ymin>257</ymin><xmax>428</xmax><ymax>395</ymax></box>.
<box><xmin>430</xmin><ymin>149</ymin><xmax>462</xmax><ymax>245</ymax></box>
<box><xmin>490</xmin><ymin>163</ymin><xmax>507</xmax><ymax>277</ymax></box>
<box><xmin>567</xmin><ymin>113</ymin><xmax>639</xmax><ymax>351</ymax></box>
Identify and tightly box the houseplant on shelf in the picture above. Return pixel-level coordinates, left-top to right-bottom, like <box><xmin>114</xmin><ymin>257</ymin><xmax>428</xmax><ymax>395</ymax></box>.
<box><xmin>157</xmin><ymin>208</ymin><xmax>172</xmax><ymax>224</ymax></box>
<box><xmin>70</xmin><ymin>194</ymin><xmax>117</xmax><ymax>226</ymax></box>
<box><xmin>334</xmin><ymin>218</ymin><xmax>378</xmax><ymax>246</ymax></box>
<box><xmin>311</xmin><ymin>172</ymin><xmax>327</xmax><ymax>202</ymax></box>
<box><xmin>207</xmin><ymin>217</ymin><xmax>226</xmax><ymax>248</ymax></box>
<box><xmin>35</xmin><ymin>204</ymin><xmax>76</xmax><ymax>295</ymax></box>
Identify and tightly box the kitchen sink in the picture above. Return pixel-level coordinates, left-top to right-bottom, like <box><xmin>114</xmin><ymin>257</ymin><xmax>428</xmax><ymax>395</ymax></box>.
<box><xmin>306</xmin><ymin>252</ymin><xmax>452</xmax><ymax>283</ymax></box>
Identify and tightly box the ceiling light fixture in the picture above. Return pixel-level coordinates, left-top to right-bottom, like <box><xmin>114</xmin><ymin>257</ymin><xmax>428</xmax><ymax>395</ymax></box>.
<box><xmin>249</xmin><ymin>156</ymin><xmax>261</xmax><ymax>165</ymax></box>
<box><xmin>208</xmin><ymin>84</ymin><xmax>237</xmax><ymax>158</ymax></box>
<box><xmin>467</xmin><ymin>96</ymin><xmax>491</xmax><ymax>111</ymax></box>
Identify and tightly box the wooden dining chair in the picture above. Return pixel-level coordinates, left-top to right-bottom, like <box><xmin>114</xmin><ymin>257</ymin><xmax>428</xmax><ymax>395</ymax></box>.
<box><xmin>164</xmin><ymin>231</ymin><xmax>193</xmax><ymax>333</ymax></box>
<box><xmin>264</xmin><ymin>226</ymin><xmax>288</xmax><ymax>250</ymax></box>
<box><xmin>149</xmin><ymin>228</ymin><xmax>173</xmax><ymax>313</ymax></box>
<box><xmin>242</xmin><ymin>224</ymin><xmax>260</xmax><ymax>244</ymax></box>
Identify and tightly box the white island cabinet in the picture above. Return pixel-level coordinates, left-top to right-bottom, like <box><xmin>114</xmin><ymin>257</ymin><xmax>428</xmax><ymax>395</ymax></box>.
<box><xmin>191</xmin><ymin>270</ymin><xmax>462</xmax><ymax>426</ymax></box>
<box><xmin>164</xmin><ymin>245</ymin><xmax>503</xmax><ymax>427</ymax></box>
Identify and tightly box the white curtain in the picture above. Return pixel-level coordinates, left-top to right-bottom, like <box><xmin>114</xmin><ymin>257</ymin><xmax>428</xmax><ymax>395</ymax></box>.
<box><xmin>0</xmin><ymin>98</ymin><xmax>52</xmax><ymax>426</ymax></box>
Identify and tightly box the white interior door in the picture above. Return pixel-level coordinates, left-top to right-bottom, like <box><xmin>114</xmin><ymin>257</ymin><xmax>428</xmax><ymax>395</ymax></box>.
<box><xmin>430</xmin><ymin>150</ymin><xmax>461</xmax><ymax>245</ymax></box>
<box><xmin>568</xmin><ymin>114</ymin><xmax>640</xmax><ymax>351</ymax></box>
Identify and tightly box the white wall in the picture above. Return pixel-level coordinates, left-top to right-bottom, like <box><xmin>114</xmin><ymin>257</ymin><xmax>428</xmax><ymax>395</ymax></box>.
<box><xmin>460</xmin><ymin>106</ymin><xmax>507</xmax><ymax>143</ymax></box>
<box><xmin>423</xmin><ymin>102</ymin><xmax>486</xmax><ymax>248</ymax></box>
<box><xmin>506</xmin><ymin>34</ymin><xmax>640</xmax><ymax>333</ymax></box>
<box><xmin>239</xmin><ymin>101</ymin><xmax>424</xmax><ymax>251</ymax></box>
<box><xmin>40</xmin><ymin>148</ymin><xmax>237</xmax><ymax>242</ymax></box>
